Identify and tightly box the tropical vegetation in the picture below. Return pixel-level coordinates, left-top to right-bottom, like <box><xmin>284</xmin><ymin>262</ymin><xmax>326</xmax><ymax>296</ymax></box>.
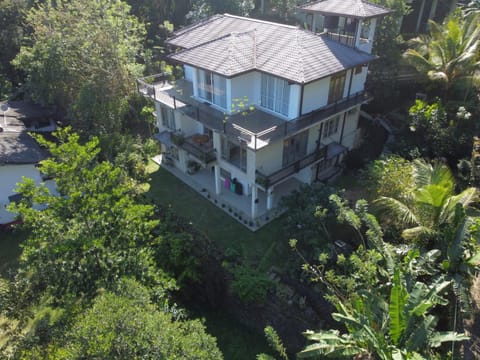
<box><xmin>1</xmin><ymin>0</ymin><xmax>479</xmax><ymax>359</ymax></box>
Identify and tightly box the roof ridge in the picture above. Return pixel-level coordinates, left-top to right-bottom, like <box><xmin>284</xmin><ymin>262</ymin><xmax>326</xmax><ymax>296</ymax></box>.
<box><xmin>169</xmin><ymin>14</ymin><xmax>224</xmax><ymax>41</ymax></box>
<box><xmin>171</xmin><ymin>31</ymin><xmax>240</xmax><ymax>55</ymax></box>
<box><xmin>222</xmin><ymin>13</ymin><xmax>298</xmax><ymax>30</ymax></box>
<box><xmin>294</xmin><ymin>29</ymin><xmax>306</xmax><ymax>83</ymax></box>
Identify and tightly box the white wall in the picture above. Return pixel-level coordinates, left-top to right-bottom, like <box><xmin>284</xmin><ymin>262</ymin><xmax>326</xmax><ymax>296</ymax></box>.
<box><xmin>350</xmin><ymin>67</ymin><xmax>368</xmax><ymax>94</ymax></box>
<box><xmin>176</xmin><ymin>111</ymin><xmax>202</xmax><ymax>136</ymax></box>
<box><xmin>184</xmin><ymin>65</ymin><xmax>194</xmax><ymax>82</ymax></box>
<box><xmin>155</xmin><ymin>102</ymin><xmax>162</xmax><ymax>129</ymax></box>
<box><xmin>255</xmin><ymin>139</ymin><xmax>284</xmax><ymax>175</ymax></box>
<box><xmin>213</xmin><ymin>132</ymin><xmax>251</xmax><ymax>195</ymax></box>
<box><xmin>0</xmin><ymin>164</ymin><xmax>56</xmax><ymax>224</ymax></box>
<box><xmin>302</xmin><ymin>77</ymin><xmax>329</xmax><ymax>114</ymax></box>
<box><xmin>230</xmin><ymin>72</ymin><xmax>259</xmax><ymax>114</ymax></box>
<box><xmin>320</xmin><ymin>114</ymin><xmax>342</xmax><ymax>144</ymax></box>
<box><xmin>288</xmin><ymin>84</ymin><xmax>301</xmax><ymax>119</ymax></box>
<box><xmin>340</xmin><ymin>107</ymin><xmax>360</xmax><ymax>149</ymax></box>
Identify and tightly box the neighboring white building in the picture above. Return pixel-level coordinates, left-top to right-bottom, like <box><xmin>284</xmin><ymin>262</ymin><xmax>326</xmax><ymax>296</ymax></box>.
<box><xmin>0</xmin><ymin>101</ymin><xmax>56</xmax><ymax>226</ymax></box>
<box><xmin>138</xmin><ymin>1</ymin><xmax>391</xmax><ymax>228</ymax></box>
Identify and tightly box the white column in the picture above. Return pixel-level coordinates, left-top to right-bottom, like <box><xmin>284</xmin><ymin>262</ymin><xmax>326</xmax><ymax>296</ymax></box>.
<box><xmin>355</xmin><ymin>20</ymin><xmax>362</xmax><ymax>48</ymax></box>
<box><xmin>312</xmin><ymin>14</ymin><xmax>316</xmax><ymax>33</ymax></box>
<box><xmin>251</xmin><ymin>185</ymin><xmax>258</xmax><ymax>218</ymax></box>
<box><xmin>416</xmin><ymin>0</ymin><xmax>426</xmax><ymax>33</ymax></box>
<box><xmin>214</xmin><ymin>165</ymin><xmax>221</xmax><ymax>195</ymax></box>
<box><xmin>192</xmin><ymin>68</ymin><xmax>199</xmax><ymax>97</ymax></box>
<box><xmin>267</xmin><ymin>188</ymin><xmax>273</xmax><ymax>210</ymax></box>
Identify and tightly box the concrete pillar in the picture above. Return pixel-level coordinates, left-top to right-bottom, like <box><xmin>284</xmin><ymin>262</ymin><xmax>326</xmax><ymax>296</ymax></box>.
<box><xmin>214</xmin><ymin>165</ymin><xmax>221</xmax><ymax>195</ymax></box>
<box><xmin>192</xmin><ymin>68</ymin><xmax>199</xmax><ymax>97</ymax></box>
<box><xmin>355</xmin><ymin>20</ymin><xmax>362</xmax><ymax>48</ymax></box>
<box><xmin>416</xmin><ymin>0</ymin><xmax>426</xmax><ymax>33</ymax></box>
<box><xmin>368</xmin><ymin>18</ymin><xmax>376</xmax><ymax>42</ymax></box>
<box><xmin>267</xmin><ymin>188</ymin><xmax>273</xmax><ymax>210</ymax></box>
<box><xmin>251</xmin><ymin>185</ymin><xmax>258</xmax><ymax>218</ymax></box>
<box><xmin>312</xmin><ymin>14</ymin><xmax>316</xmax><ymax>33</ymax></box>
<box><xmin>428</xmin><ymin>0</ymin><xmax>438</xmax><ymax>21</ymax></box>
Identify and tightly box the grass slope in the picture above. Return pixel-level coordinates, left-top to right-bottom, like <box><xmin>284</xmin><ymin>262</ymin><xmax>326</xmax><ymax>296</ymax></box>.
<box><xmin>145</xmin><ymin>164</ymin><xmax>290</xmax><ymax>268</ymax></box>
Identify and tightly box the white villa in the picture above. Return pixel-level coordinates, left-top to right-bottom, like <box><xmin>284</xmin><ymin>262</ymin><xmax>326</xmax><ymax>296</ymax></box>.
<box><xmin>138</xmin><ymin>0</ymin><xmax>391</xmax><ymax>228</ymax></box>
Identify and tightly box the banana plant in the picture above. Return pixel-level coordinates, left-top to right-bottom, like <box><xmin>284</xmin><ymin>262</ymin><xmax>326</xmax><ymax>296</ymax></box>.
<box><xmin>298</xmin><ymin>270</ymin><xmax>468</xmax><ymax>360</ymax></box>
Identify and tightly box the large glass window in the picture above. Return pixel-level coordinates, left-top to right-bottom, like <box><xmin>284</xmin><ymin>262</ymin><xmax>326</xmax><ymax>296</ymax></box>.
<box><xmin>261</xmin><ymin>73</ymin><xmax>290</xmax><ymax>116</ymax></box>
<box><xmin>323</xmin><ymin>116</ymin><xmax>340</xmax><ymax>139</ymax></box>
<box><xmin>282</xmin><ymin>130</ymin><xmax>308</xmax><ymax>166</ymax></box>
<box><xmin>221</xmin><ymin>137</ymin><xmax>247</xmax><ymax>171</ymax></box>
<box><xmin>160</xmin><ymin>106</ymin><xmax>175</xmax><ymax>130</ymax></box>
<box><xmin>197</xmin><ymin>69</ymin><xmax>227</xmax><ymax>109</ymax></box>
<box><xmin>328</xmin><ymin>71</ymin><xmax>346</xmax><ymax>104</ymax></box>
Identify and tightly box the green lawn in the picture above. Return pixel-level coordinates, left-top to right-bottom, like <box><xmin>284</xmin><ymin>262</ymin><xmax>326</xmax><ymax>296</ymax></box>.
<box><xmin>145</xmin><ymin>164</ymin><xmax>291</xmax><ymax>269</ymax></box>
<box><xmin>145</xmin><ymin>164</ymin><xmax>293</xmax><ymax>359</ymax></box>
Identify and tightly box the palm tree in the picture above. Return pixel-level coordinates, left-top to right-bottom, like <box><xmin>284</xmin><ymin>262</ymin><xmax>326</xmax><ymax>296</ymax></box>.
<box><xmin>298</xmin><ymin>270</ymin><xmax>468</xmax><ymax>360</ymax></box>
<box><xmin>374</xmin><ymin>160</ymin><xmax>480</xmax><ymax>338</ymax></box>
<box><xmin>374</xmin><ymin>159</ymin><xmax>478</xmax><ymax>246</ymax></box>
<box><xmin>403</xmin><ymin>11</ymin><xmax>480</xmax><ymax>101</ymax></box>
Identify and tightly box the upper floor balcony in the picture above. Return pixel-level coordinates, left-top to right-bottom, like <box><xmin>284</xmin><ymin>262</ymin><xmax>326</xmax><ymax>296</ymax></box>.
<box><xmin>137</xmin><ymin>73</ymin><xmax>371</xmax><ymax>151</ymax></box>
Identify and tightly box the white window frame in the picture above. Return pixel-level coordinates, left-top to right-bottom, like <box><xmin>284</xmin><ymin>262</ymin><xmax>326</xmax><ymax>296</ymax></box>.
<box><xmin>261</xmin><ymin>73</ymin><xmax>290</xmax><ymax>116</ymax></box>
<box><xmin>323</xmin><ymin>116</ymin><xmax>340</xmax><ymax>139</ymax></box>
<box><xmin>160</xmin><ymin>106</ymin><xmax>175</xmax><ymax>130</ymax></box>
<box><xmin>197</xmin><ymin>69</ymin><xmax>227</xmax><ymax>109</ymax></box>
<box><xmin>221</xmin><ymin>136</ymin><xmax>247</xmax><ymax>172</ymax></box>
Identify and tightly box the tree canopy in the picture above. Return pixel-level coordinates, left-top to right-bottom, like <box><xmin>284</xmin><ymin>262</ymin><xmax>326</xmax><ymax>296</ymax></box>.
<box><xmin>403</xmin><ymin>11</ymin><xmax>480</xmax><ymax>101</ymax></box>
<box><xmin>13</xmin><ymin>0</ymin><xmax>146</xmax><ymax>133</ymax></box>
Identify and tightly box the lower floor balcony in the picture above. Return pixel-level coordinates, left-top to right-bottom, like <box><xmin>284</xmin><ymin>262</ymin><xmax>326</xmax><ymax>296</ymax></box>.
<box><xmin>152</xmin><ymin>153</ymin><xmax>303</xmax><ymax>230</ymax></box>
<box><xmin>155</xmin><ymin>131</ymin><xmax>216</xmax><ymax>166</ymax></box>
<box><xmin>255</xmin><ymin>142</ymin><xmax>347</xmax><ymax>189</ymax></box>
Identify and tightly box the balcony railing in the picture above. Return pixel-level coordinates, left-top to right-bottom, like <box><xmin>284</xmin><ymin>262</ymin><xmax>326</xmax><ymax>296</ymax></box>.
<box><xmin>325</xmin><ymin>31</ymin><xmax>356</xmax><ymax>47</ymax></box>
<box><xmin>182</xmin><ymin>134</ymin><xmax>216</xmax><ymax>165</ymax></box>
<box><xmin>161</xmin><ymin>131</ymin><xmax>216</xmax><ymax>165</ymax></box>
<box><xmin>255</xmin><ymin>145</ymin><xmax>328</xmax><ymax>189</ymax></box>
<box><xmin>137</xmin><ymin>74</ymin><xmax>371</xmax><ymax>151</ymax></box>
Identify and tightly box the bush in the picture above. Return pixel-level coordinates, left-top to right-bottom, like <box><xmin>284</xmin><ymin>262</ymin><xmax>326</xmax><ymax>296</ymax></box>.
<box><xmin>230</xmin><ymin>265</ymin><xmax>275</xmax><ymax>304</ymax></box>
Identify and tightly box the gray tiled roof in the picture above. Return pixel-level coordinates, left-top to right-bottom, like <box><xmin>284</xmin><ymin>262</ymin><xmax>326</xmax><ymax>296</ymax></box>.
<box><xmin>0</xmin><ymin>132</ymin><xmax>46</xmax><ymax>164</ymax></box>
<box><xmin>168</xmin><ymin>14</ymin><xmax>376</xmax><ymax>84</ymax></box>
<box><xmin>298</xmin><ymin>0</ymin><xmax>392</xmax><ymax>19</ymax></box>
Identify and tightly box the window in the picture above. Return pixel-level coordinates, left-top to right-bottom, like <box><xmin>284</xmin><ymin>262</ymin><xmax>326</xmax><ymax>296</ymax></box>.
<box><xmin>169</xmin><ymin>146</ymin><xmax>179</xmax><ymax>160</ymax></box>
<box><xmin>160</xmin><ymin>106</ymin><xmax>175</xmax><ymax>130</ymax></box>
<box><xmin>261</xmin><ymin>73</ymin><xmax>290</xmax><ymax>116</ymax></box>
<box><xmin>328</xmin><ymin>71</ymin><xmax>346</xmax><ymax>104</ymax></box>
<box><xmin>221</xmin><ymin>137</ymin><xmax>247</xmax><ymax>171</ymax></box>
<box><xmin>355</xmin><ymin>65</ymin><xmax>363</xmax><ymax>74</ymax></box>
<box><xmin>220</xmin><ymin>168</ymin><xmax>231</xmax><ymax>180</ymax></box>
<box><xmin>282</xmin><ymin>130</ymin><xmax>308</xmax><ymax>166</ymax></box>
<box><xmin>323</xmin><ymin>116</ymin><xmax>340</xmax><ymax>139</ymax></box>
<box><xmin>197</xmin><ymin>69</ymin><xmax>227</xmax><ymax>109</ymax></box>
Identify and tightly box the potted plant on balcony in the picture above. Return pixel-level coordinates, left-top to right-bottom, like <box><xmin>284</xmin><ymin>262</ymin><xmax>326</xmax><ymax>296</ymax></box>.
<box><xmin>171</xmin><ymin>132</ymin><xmax>185</xmax><ymax>146</ymax></box>
<box><xmin>187</xmin><ymin>160</ymin><xmax>200</xmax><ymax>174</ymax></box>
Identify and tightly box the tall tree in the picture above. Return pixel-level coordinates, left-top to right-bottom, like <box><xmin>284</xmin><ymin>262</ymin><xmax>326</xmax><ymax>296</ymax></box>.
<box><xmin>367</xmin><ymin>0</ymin><xmax>409</xmax><ymax>110</ymax></box>
<box><xmin>403</xmin><ymin>11</ymin><xmax>480</xmax><ymax>101</ymax></box>
<box><xmin>8</xmin><ymin>128</ymin><xmax>175</xmax><ymax>304</ymax></box>
<box><xmin>13</xmin><ymin>0</ymin><xmax>146</xmax><ymax>134</ymax></box>
<box><xmin>15</xmin><ymin>279</ymin><xmax>223</xmax><ymax>359</ymax></box>
<box><xmin>0</xmin><ymin>0</ymin><xmax>30</xmax><ymax>90</ymax></box>
<box><xmin>374</xmin><ymin>159</ymin><xmax>478</xmax><ymax>246</ymax></box>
